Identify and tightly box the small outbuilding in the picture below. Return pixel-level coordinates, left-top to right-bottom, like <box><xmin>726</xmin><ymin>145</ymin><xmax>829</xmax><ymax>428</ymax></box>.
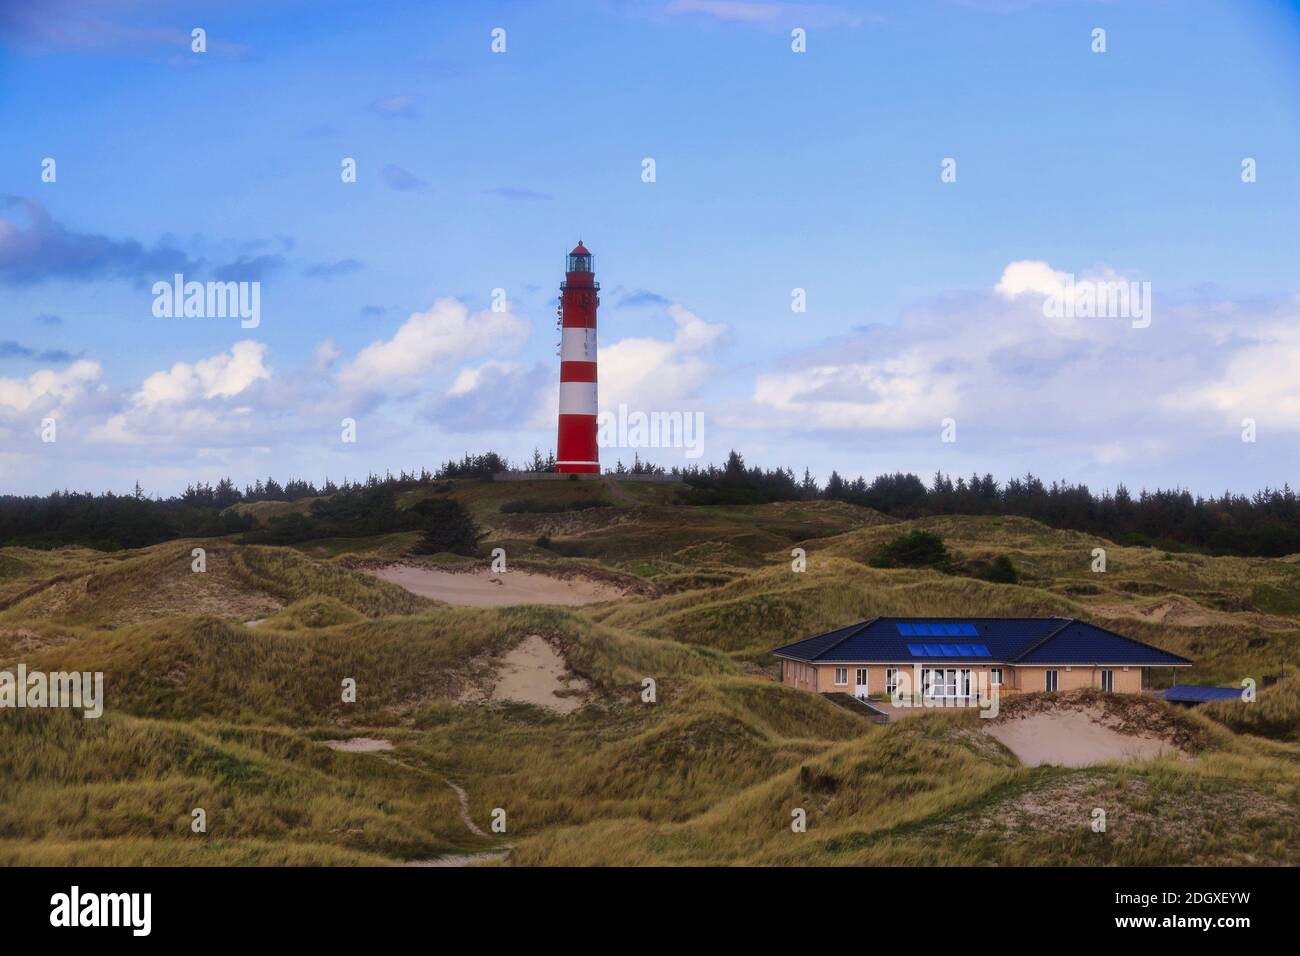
<box><xmin>1157</xmin><ymin>685</ymin><xmax>1244</xmax><ymax>705</ymax></box>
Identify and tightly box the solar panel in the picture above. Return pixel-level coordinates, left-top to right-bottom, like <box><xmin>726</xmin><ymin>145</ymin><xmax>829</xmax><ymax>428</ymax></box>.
<box><xmin>906</xmin><ymin>641</ymin><xmax>993</xmax><ymax>658</ymax></box>
<box><xmin>896</xmin><ymin>621</ymin><xmax>981</xmax><ymax>637</ymax></box>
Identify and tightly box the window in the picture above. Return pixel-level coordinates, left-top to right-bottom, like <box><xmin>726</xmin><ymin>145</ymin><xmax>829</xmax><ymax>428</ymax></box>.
<box><xmin>921</xmin><ymin>668</ymin><xmax>962</xmax><ymax>698</ymax></box>
<box><xmin>990</xmin><ymin>668</ymin><xmax>1003</xmax><ymax>686</ymax></box>
<box><xmin>1101</xmin><ymin>669</ymin><xmax>1114</xmax><ymax>692</ymax></box>
<box><xmin>960</xmin><ymin>669</ymin><xmax>971</xmax><ymax>697</ymax></box>
<box><xmin>834</xmin><ymin>667</ymin><xmax>848</xmax><ymax>686</ymax></box>
<box><xmin>856</xmin><ymin>668</ymin><xmax>868</xmax><ymax>688</ymax></box>
<box><xmin>1045</xmin><ymin>670</ymin><xmax>1059</xmax><ymax>692</ymax></box>
<box><xmin>886</xmin><ymin>668</ymin><xmax>899</xmax><ymax>696</ymax></box>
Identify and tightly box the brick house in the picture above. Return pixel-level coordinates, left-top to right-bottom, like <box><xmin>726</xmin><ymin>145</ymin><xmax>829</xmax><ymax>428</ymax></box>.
<box><xmin>773</xmin><ymin>617</ymin><xmax>1191</xmax><ymax>702</ymax></box>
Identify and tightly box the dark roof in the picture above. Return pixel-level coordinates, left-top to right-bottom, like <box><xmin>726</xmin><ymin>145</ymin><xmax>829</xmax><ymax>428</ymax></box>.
<box><xmin>1158</xmin><ymin>685</ymin><xmax>1243</xmax><ymax>703</ymax></box>
<box><xmin>772</xmin><ymin>617</ymin><xmax>1192</xmax><ymax>667</ymax></box>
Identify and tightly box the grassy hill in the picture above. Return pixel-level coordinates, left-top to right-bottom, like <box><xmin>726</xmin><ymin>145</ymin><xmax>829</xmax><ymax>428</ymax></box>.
<box><xmin>2</xmin><ymin>477</ymin><xmax>1298</xmax><ymax>865</ymax></box>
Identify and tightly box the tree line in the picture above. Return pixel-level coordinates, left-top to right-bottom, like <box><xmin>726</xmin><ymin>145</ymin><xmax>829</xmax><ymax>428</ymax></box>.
<box><xmin>1</xmin><ymin>448</ymin><xmax>1297</xmax><ymax>557</ymax></box>
<box><xmin>678</xmin><ymin>451</ymin><xmax>1300</xmax><ymax>557</ymax></box>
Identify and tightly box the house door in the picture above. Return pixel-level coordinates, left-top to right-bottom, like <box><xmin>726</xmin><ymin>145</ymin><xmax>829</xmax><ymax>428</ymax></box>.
<box><xmin>855</xmin><ymin>668</ymin><xmax>869</xmax><ymax>700</ymax></box>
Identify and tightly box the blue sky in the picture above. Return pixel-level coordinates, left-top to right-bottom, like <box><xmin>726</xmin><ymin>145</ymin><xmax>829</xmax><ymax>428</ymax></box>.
<box><xmin>2</xmin><ymin>0</ymin><xmax>1299</xmax><ymax>496</ymax></box>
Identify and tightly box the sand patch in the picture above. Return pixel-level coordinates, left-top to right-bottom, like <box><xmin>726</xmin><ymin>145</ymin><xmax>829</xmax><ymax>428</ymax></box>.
<box><xmin>462</xmin><ymin>635</ymin><xmax>591</xmax><ymax>714</ymax></box>
<box><xmin>368</xmin><ymin>564</ymin><xmax>624</xmax><ymax>607</ymax></box>
<box><xmin>986</xmin><ymin>706</ymin><xmax>1181</xmax><ymax>767</ymax></box>
<box><xmin>1087</xmin><ymin>595</ymin><xmax>1215</xmax><ymax>627</ymax></box>
<box><xmin>324</xmin><ymin>737</ymin><xmax>394</xmax><ymax>753</ymax></box>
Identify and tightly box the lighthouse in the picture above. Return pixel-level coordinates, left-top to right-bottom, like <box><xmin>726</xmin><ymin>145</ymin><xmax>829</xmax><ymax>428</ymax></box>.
<box><xmin>555</xmin><ymin>241</ymin><xmax>600</xmax><ymax>474</ymax></box>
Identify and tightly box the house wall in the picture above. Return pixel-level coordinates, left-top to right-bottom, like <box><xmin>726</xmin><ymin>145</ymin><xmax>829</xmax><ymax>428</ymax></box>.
<box><xmin>812</xmin><ymin>664</ymin><xmax>1011</xmax><ymax>696</ymax></box>
<box><xmin>1012</xmin><ymin>665</ymin><xmax>1143</xmax><ymax>694</ymax></box>
<box><xmin>781</xmin><ymin>659</ymin><xmax>820</xmax><ymax>692</ymax></box>
<box><xmin>793</xmin><ymin>662</ymin><xmax>1146</xmax><ymax>696</ymax></box>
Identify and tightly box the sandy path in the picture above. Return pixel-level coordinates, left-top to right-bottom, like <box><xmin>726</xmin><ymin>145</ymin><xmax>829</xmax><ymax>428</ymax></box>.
<box><xmin>445</xmin><ymin>779</ymin><xmax>489</xmax><ymax>837</ymax></box>
<box><xmin>368</xmin><ymin>564</ymin><xmax>623</xmax><ymax>607</ymax></box>
<box><xmin>327</xmin><ymin>740</ymin><xmax>510</xmax><ymax>867</ymax></box>
<box><xmin>324</xmin><ymin>737</ymin><xmax>394</xmax><ymax>753</ymax></box>
<box><xmin>986</xmin><ymin>708</ymin><xmax>1180</xmax><ymax>767</ymax></box>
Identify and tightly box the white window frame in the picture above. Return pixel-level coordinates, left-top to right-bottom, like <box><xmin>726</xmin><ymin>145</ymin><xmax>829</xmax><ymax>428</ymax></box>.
<box><xmin>885</xmin><ymin>668</ymin><xmax>899</xmax><ymax>696</ymax></box>
<box><xmin>990</xmin><ymin>668</ymin><xmax>1003</xmax><ymax>686</ymax></box>
<box><xmin>834</xmin><ymin>667</ymin><xmax>848</xmax><ymax>686</ymax></box>
<box><xmin>922</xmin><ymin>667</ymin><xmax>961</xmax><ymax>698</ymax></box>
<box><xmin>1101</xmin><ymin>669</ymin><xmax>1114</xmax><ymax>692</ymax></box>
<box><xmin>1045</xmin><ymin>669</ymin><xmax>1059</xmax><ymax>692</ymax></box>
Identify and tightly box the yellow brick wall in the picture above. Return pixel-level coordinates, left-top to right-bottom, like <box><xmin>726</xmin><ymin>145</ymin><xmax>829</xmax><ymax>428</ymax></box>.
<box><xmin>782</xmin><ymin>662</ymin><xmax>1146</xmax><ymax>696</ymax></box>
<box><xmin>1013</xmin><ymin>665</ymin><xmax>1143</xmax><ymax>693</ymax></box>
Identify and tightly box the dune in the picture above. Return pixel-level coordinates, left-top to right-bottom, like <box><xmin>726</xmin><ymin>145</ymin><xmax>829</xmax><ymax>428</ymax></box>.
<box><xmin>366</xmin><ymin>564</ymin><xmax>624</xmax><ymax>607</ymax></box>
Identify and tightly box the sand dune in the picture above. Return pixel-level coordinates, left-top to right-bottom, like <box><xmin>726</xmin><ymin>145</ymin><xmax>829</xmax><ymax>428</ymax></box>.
<box><xmin>986</xmin><ymin>706</ymin><xmax>1181</xmax><ymax>767</ymax></box>
<box><xmin>367</xmin><ymin>564</ymin><xmax>624</xmax><ymax>607</ymax></box>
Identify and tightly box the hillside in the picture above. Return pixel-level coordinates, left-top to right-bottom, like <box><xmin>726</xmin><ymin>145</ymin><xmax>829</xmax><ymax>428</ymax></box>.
<box><xmin>2</xmin><ymin>477</ymin><xmax>1298</xmax><ymax>865</ymax></box>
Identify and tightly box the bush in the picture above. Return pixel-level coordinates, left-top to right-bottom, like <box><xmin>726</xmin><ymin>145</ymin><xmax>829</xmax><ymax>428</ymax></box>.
<box><xmin>980</xmin><ymin>554</ymin><xmax>1020</xmax><ymax>584</ymax></box>
<box><xmin>409</xmin><ymin>499</ymin><xmax>483</xmax><ymax>556</ymax></box>
<box><xmin>535</xmin><ymin>535</ymin><xmax>552</xmax><ymax>549</ymax></box>
<box><xmin>869</xmin><ymin>530</ymin><xmax>951</xmax><ymax>570</ymax></box>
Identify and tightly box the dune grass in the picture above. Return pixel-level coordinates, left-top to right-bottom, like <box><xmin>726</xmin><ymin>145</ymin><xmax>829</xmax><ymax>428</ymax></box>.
<box><xmin>2</xmin><ymin>482</ymin><xmax>1298</xmax><ymax>865</ymax></box>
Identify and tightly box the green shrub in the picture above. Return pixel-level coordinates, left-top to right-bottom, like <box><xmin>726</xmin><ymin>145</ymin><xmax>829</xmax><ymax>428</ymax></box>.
<box><xmin>869</xmin><ymin>530</ymin><xmax>951</xmax><ymax>570</ymax></box>
<box><xmin>409</xmin><ymin>499</ymin><xmax>483</xmax><ymax>556</ymax></box>
<box><xmin>980</xmin><ymin>555</ymin><xmax>1020</xmax><ymax>584</ymax></box>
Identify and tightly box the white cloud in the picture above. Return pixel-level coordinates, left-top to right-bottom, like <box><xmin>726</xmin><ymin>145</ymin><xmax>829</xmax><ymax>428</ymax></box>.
<box><xmin>0</xmin><ymin>359</ymin><xmax>101</xmax><ymax>413</ymax></box>
<box><xmin>339</xmin><ymin>297</ymin><xmax>528</xmax><ymax>392</ymax></box>
<box><xmin>311</xmin><ymin>338</ymin><xmax>341</xmax><ymax>370</ymax></box>
<box><xmin>84</xmin><ymin>342</ymin><xmax>272</xmax><ymax>446</ymax></box>
<box><xmin>1168</xmin><ymin>310</ymin><xmax>1300</xmax><ymax>425</ymax></box>
<box><xmin>995</xmin><ymin>260</ymin><xmax>1070</xmax><ymax>300</ymax></box>
<box><xmin>599</xmin><ymin>304</ymin><xmax>726</xmax><ymax>411</ymax></box>
<box><xmin>135</xmin><ymin>341</ymin><xmax>271</xmax><ymax>408</ymax></box>
<box><xmin>745</xmin><ymin>260</ymin><xmax>1300</xmax><ymax>449</ymax></box>
<box><xmin>447</xmin><ymin>360</ymin><xmax>522</xmax><ymax>397</ymax></box>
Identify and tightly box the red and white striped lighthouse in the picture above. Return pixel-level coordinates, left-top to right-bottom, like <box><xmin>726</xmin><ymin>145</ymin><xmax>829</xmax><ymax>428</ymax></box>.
<box><xmin>555</xmin><ymin>241</ymin><xmax>600</xmax><ymax>474</ymax></box>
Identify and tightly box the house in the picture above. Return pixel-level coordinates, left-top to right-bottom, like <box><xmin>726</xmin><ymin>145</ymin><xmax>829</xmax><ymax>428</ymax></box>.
<box><xmin>773</xmin><ymin>617</ymin><xmax>1191</xmax><ymax>702</ymax></box>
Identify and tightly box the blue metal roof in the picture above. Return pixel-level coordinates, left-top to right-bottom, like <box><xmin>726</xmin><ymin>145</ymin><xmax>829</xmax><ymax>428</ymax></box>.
<box><xmin>1016</xmin><ymin>621</ymin><xmax>1192</xmax><ymax>665</ymax></box>
<box><xmin>1158</xmin><ymin>685</ymin><xmax>1243</xmax><ymax>703</ymax></box>
<box><xmin>772</xmin><ymin>617</ymin><xmax>1192</xmax><ymax>667</ymax></box>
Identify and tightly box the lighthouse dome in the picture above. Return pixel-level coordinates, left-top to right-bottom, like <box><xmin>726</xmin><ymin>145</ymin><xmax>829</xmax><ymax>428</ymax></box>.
<box><xmin>567</xmin><ymin>241</ymin><xmax>593</xmax><ymax>274</ymax></box>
